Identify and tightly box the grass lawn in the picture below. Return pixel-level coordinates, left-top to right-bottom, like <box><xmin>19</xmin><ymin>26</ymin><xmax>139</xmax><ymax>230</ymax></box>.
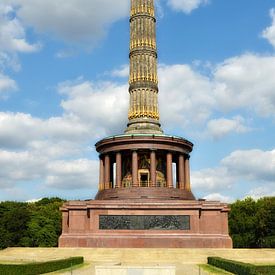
<box><xmin>199</xmin><ymin>264</ymin><xmax>234</xmax><ymax>275</ymax></box>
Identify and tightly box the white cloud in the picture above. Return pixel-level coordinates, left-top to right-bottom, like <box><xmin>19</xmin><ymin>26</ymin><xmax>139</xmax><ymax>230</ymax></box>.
<box><xmin>26</xmin><ymin>198</ymin><xmax>42</xmax><ymax>203</ymax></box>
<box><xmin>0</xmin><ymin>112</ymin><xmax>41</xmax><ymax>148</ymax></box>
<box><xmin>191</xmin><ymin>149</ymin><xmax>275</xmax><ymax>195</ymax></box>
<box><xmin>0</xmin><ymin>112</ymin><xmax>90</xmax><ymax>149</ymax></box>
<box><xmin>8</xmin><ymin>0</ymin><xmax>129</xmax><ymax>47</ymax></box>
<box><xmin>0</xmin><ymin>150</ymin><xmax>47</xmax><ymax>186</ymax></box>
<box><xmin>28</xmin><ymin>140</ymin><xmax>83</xmax><ymax>159</ymax></box>
<box><xmin>246</xmin><ymin>184</ymin><xmax>275</xmax><ymax>199</ymax></box>
<box><xmin>205</xmin><ymin>116</ymin><xmax>251</xmax><ymax>139</ymax></box>
<box><xmin>158</xmin><ymin>64</ymin><xmax>214</xmax><ymax>129</ymax></box>
<box><xmin>111</xmin><ymin>65</ymin><xmax>129</xmax><ymax>78</ymax></box>
<box><xmin>46</xmin><ymin>159</ymin><xmax>98</xmax><ymax>189</ymax></box>
<box><xmin>0</xmin><ymin>149</ymin><xmax>98</xmax><ymax>190</ymax></box>
<box><xmin>213</xmin><ymin>54</ymin><xmax>275</xmax><ymax>116</ymax></box>
<box><xmin>0</xmin><ymin>3</ymin><xmax>40</xmax><ymax>99</ymax></box>
<box><xmin>0</xmin><ymin>52</ymin><xmax>21</xmax><ymax>71</ymax></box>
<box><xmin>221</xmin><ymin>149</ymin><xmax>275</xmax><ymax>182</ymax></box>
<box><xmin>167</xmin><ymin>0</ymin><xmax>209</xmax><ymax>14</ymax></box>
<box><xmin>156</xmin><ymin>53</ymin><xmax>275</xmax><ymax>134</ymax></box>
<box><xmin>262</xmin><ymin>8</ymin><xmax>275</xmax><ymax>48</ymax></box>
<box><xmin>0</xmin><ymin>73</ymin><xmax>17</xmax><ymax>97</ymax></box>
<box><xmin>192</xmin><ymin>167</ymin><xmax>233</xmax><ymax>192</ymax></box>
<box><xmin>0</xmin><ymin>78</ymin><xmax>129</xmax><ymax>190</ymax></box>
<box><xmin>59</xmin><ymin>80</ymin><xmax>128</xmax><ymax>137</ymax></box>
<box><xmin>203</xmin><ymin>193</ymin><xmax>233</xmax><ymax>203</ymax></box>
<box><xmin>0</xmin><ymin>4</ymin><xmax>40</xmax><ymax>53</ymax></box>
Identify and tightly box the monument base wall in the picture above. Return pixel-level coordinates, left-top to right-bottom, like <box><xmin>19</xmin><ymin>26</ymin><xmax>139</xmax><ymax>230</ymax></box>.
<box><xmin>59</xmin><ymin>233</ymin><xmax>232</xmax><ymax>248</ymax></box>
<box><xmin>59</xmin><ymin>199</ymin><xmax>232</xmax><ymax>248</ymax></box>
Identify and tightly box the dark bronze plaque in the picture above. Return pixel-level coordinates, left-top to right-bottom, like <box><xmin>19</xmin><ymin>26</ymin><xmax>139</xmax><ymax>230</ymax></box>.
<box><xmin>99</xmin><ymin>215</ymin><xmax>190</xmax><ymax>230</ymax></box>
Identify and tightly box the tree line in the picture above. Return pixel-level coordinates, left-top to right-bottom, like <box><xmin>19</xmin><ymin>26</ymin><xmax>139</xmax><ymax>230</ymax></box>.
<box><xmin>0</xmin><ymin>196</ymin><xmax>274</xmax><ymax>249</ymax></box>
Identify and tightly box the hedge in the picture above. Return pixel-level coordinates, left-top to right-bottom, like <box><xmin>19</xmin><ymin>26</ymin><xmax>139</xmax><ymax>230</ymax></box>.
<box><xmin>0</xmin><ymin>257</ymin><xmax>84</xmax><ymax>275</ymax></box>
<box><xmin>255</xmin><ymin>265</ymin><xmax>275</xmax><ymax>275</ymax></box>
<box><xmin>208</xmin><ymin>257</ymin><xmax>275</xmax><ymax>275</ymax></box>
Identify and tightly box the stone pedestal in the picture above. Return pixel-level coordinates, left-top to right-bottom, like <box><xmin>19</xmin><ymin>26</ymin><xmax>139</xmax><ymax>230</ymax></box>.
<box><xmin>59</xmin><ymin>198</ymin><xmax>232</xmax><ymax>248</ymax></box>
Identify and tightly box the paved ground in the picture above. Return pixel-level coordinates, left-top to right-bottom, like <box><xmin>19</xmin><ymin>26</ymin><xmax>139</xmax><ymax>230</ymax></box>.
<box><xmin>50</xmin><ymin>263</ymin><xmax>211</xmax><ymax>275</ymax></box>
<box><xmin>1</xmin><ymin>248</ymin><xmax>274</xmax><ymax>264</ymax></box>
<box><xmin>0</xmin><ymin>248</ymin><xmax>274</xmax><ymax>274</ymax></box>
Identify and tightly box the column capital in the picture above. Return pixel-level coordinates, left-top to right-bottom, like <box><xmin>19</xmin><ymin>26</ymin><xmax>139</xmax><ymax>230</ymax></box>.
<box><xmin>185</xmin><ymin>154</ymin><xmax>190</xmax><ymax>160</ymax></box>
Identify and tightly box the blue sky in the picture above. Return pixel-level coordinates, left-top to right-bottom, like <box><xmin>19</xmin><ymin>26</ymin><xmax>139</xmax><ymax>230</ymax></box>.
<box><xmin>0</xmin><ymin>0</ymin><xmax>274</xmax><ymax>202</ymax></box>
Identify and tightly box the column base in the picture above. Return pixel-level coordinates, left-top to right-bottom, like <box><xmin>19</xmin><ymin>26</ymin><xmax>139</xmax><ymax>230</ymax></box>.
<box><xmin>125</xmin><ymin>118</ymin><xmax>163</xmax><ymax>134</ymax></box>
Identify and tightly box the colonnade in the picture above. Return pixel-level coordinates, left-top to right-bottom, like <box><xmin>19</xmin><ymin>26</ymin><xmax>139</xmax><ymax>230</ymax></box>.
<box><xmin>98</xmin><ymin>150</ymin><xmax>191</xmax><ymax>191</ymax></box>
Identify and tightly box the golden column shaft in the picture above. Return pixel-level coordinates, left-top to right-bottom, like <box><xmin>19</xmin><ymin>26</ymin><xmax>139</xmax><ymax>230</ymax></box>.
<box><xmin>126</xmin><ymin>0</ymin><xmax>162</xmax><ymax>134</ymax></box>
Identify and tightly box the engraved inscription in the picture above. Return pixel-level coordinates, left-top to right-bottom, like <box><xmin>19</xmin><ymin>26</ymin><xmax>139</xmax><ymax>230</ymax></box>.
<box><xmin>99</xmin><ymin>215</ymin><xmax>190</xmax><ymax>230</ymax></box>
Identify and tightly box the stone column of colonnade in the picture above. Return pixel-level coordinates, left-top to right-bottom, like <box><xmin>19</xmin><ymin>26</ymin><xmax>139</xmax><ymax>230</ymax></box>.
<box><xmin>132</xmin><ymin>151</ymin><xmax>139</xmax><ymax>187</ymax></box>
<box><xmin>125</xmin><ymin>0</ymin><xmax>163</xmax><ymax>134</ymax></box>
<box><xmin>98</xmin><ymin>151</ymin><xmax>191</xmax><ymax>191</ymax></box>
<box><xmin>184</xmin><ymin>156</ymin><xmax>191</xmax><ymax>191</ymax></box>
<box><xmin>178</xmin><ymin>154</ymin><xmax>191</xmax><ymax>191</ymax></box>
<box><xmin>166</xmin><ymin>153</ymin><xmax>173</xmax><ymax>188</ymax></box>
<box><xmin>150</xmin><ymin>150</ymin><xmax>156</xmax><ymax>187</ymax></box>
<box><xmin>115</xmin><ymin>152</ymin><xmax>122</xmax><ymax>188</ymax></box>
<box><xmin>178</xmin><ymin>154</ymin><xmax>185</xmax><ymax>189</ymax></box>
<box><xmin>99</xmin><ymin>157</ymin><xmax>104</xmax><ymax>191</ymax></box>
<box><xmin>104</xmin><ymin>155</ymin><xmax>110</xmax><ymax>189</ymax></box>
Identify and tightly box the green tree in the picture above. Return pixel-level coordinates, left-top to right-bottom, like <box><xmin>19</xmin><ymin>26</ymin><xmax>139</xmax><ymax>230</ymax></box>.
<box><xmin>257</xmin><ymin>197</ymin><xmax>275</xmax><ymax>248</ymax></box>
<box><xmin>22</xmin><ymin>197</ymin><xmax>64</xmax><ymax>247</ymax></box>
<box><xmin>229</xmin><ymin>197</ymin><xmax>257</xmax><ymax>248</ymax></box>
<box><xmin>229</xmin><ymin>197</ymin><xmax>275</xmax><ymax>248</ymax></box>
<box><xmin>0</xmin><ymin>202</ymin><xmax>31</xmax><ymax>248</ymax></box>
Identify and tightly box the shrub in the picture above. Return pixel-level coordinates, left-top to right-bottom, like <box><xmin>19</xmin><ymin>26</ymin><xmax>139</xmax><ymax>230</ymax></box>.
<box><xmin>0</xmin><ymin>257</ymin><xmax>84</xmax><ymax>275</ymax></box>
<box><xmin>208</xmin><ymin>257</ymin><xmax>255</xmax><ymax>275</ymax></box>
<box><xmin>208</xmin><ymin>257</ymin><xmax>275</xmax><ymax>275</ymax></box>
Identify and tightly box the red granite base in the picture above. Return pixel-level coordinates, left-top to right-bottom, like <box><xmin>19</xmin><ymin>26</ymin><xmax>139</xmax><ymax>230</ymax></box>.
<box><xmin>59</xmin><ymin>233</ymin><xmax>232</xmax><ymax>248</ymax></box>
<box><xmin>59</xmin><ymin>199</ymin><xmax>232</xmax><ymax>248</ymax></box>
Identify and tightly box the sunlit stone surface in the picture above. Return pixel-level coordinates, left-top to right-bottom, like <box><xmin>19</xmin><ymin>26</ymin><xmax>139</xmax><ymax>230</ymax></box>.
<box><xmin>95</xmin><ymin>265</ymin><xmax>176</xmax><ymax>275</ymax></box>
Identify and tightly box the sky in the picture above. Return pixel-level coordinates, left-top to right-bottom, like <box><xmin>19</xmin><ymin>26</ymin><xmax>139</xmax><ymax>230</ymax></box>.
<box><xmin>0</xmin><ymin>0</ymin><xmax>274</xmax><ymax>202</ymax></box>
